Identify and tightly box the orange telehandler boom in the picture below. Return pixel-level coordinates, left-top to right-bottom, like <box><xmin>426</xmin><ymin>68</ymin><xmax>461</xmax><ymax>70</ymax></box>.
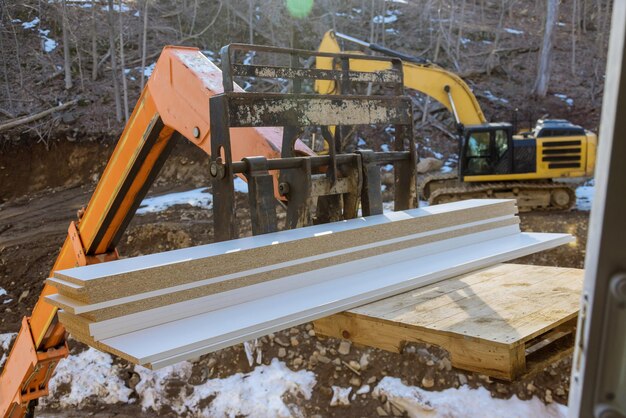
<box><xmin>0</xmin><ymin>46</ymin><xmax>314</xmax><ymax>418</ymax></box>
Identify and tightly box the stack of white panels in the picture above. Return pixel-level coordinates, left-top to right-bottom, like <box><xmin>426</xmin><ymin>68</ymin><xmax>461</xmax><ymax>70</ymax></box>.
<box><xmin>46</xmin><ymin>199</ymin><xmax>572</xmax><ymax>368</ymax></box>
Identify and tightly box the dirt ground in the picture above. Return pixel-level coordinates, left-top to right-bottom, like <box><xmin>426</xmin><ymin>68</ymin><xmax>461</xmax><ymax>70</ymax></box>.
<box><xmin>0</xmin><ymin>138</ymin><xmax>588</xmax><ymax>417</ymax></box>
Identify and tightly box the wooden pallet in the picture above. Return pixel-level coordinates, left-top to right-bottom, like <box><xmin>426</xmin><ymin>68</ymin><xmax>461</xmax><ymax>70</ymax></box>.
<box><xmin>314</xmin><ymin>263</ymin><xmax>583</xmax><ymax>380</ymax></box>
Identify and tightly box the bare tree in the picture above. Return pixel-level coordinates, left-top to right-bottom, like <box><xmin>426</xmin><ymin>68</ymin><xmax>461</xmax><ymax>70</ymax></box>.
<box><xmin>533</xmin><ymin>0</ymin><xmax>559</xmax><ymax>97</ymax></box>
<box><xmin>106</xmin><ymin>0</ymin><xmax>122</xmax><ymax>122</ymax></box>
<box><xmin>140</xmin><ymin>0</ymin><xmax>149</xmax><ymax>90</ymax></box>
<box><xmin>248</xmin><ymin>0</ymin><xmax>254</xmax><ymax>44</ymax></box>
<box><xmin>61</xmin><ymin>0</ymin><xmax>73</xmax><ymax>89</ymax></box>
<box><xmin>571</xmin><ymin>0</ymin><xmax>578</xmax><ymax>75</ymax></box>
<box><xmin>118</xmin><ymin>0</ymin><xmax>129</xmax><ymax>121</ymax></box>
<box><xmin>91</xmin><ymin>0</ymin><xmax>98</xmax><ymax>81</ymax></box>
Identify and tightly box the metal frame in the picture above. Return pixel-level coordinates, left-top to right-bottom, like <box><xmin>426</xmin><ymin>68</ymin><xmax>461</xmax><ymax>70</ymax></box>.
<box><xmin>568</xmin><ymin>1</ymin><xmax>626</xmax><ymax>417</ymax></box>
<box><xmin>209</xmin><ymin>43</ymin><xmax>418</xmax><ymax>241</ymax></box>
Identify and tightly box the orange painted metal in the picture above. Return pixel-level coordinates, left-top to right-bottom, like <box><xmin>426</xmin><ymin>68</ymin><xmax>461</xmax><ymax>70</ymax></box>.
<box><xmin>0</xmin><ymin>319</ymin><xmax>68</xmax><ymax>418</ymax></box>
<box><xmin>1</xmin><ymin>46</ymin><xmax>313</xmax><ymax>418</ymax></box>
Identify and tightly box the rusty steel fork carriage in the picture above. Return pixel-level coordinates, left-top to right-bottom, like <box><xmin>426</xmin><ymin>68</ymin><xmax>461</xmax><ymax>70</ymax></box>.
<box><xmin>208</xmin><ymin>44</ymin><xmax>418</xmax><ymax>241</ymax></box>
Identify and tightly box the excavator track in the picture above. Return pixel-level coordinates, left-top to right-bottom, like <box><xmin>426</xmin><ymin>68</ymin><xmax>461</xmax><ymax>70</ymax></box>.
<box><xmin>426</xmin><ymin>179</ymin><xmax>577</xmax><ymax>212</ymax></box>
<box><xmin>419</xmin><ymin>172</ymin><xmax>460</xmax><ymax>201</ymax></box>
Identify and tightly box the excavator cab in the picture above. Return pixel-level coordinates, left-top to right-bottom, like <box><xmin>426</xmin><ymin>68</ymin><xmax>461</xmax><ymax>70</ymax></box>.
<box><xmin>460</xmin><ymin>123</ymin><xmax>514</xmax><ymax>177</ymax></box>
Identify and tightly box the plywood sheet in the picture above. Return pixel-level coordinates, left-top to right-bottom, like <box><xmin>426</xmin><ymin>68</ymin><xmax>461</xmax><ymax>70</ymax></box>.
<box><xmin>347</xmin><ymin>263</ymin><xmax>583</xmax><ymax>345</ymax></box>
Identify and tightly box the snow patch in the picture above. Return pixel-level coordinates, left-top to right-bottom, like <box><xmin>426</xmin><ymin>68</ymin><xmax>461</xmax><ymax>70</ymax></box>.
<box><xmin>3</xmin><ymin>299</ymin><xmax>12</xmax><ymax>304</ymax></box>
<box><xmin>0</xmin><ymin>333</ymin><xmax>16</xmax><ymax>351</ymax></box>
<box><xmin>20</xmin><ymin>17</ymin><xmax>57</xmax><ymax>52</ymax></box>
<box><xmin>42</xmin><ymin>348</ymin><xmax>133</xmax><ymax>408</ymax></box>
<box><xmin>484</xmin><ymin>90</ymin><xmax>509</xmax><ymax>104</ymax></box>
<box><xmin>135</xmin><ymin>359</ymin><xmax>316</xmax><ymax>417</ymax></box>
<box><xmin>356</xmin><ymin>384</ymin><xmax>371</xmax><ymax>394</ymax></box>
<box><xmin>554</xmin><ymin>93</ymin><xmax>574</xmax><ymax>106</ymax></box>
<box><xmin>0</xmin><ymin>287</ymin><xmax>6</xmax><ymax>297</ymax></box>
<box><xmin>374</xmin><ymin>377</ymin><xmax>567</xmax><ymax>418</ymax></box>
<box><xmin>381</xmin><ymin>143</ymin><xmax>390</xmax><ymax>152</ymax></box>
<box><xmin>330</xmin><ymin>386</ymin><xmax>352</xmax><ymax>406</ymax></box>
<box><xmin>373</xmin><ymin>13</ymin><xmax>398</xmax><ymax>24</ymax></box>
<box><xmin>103</xmin><ymin>2</ymin><xmax>131</xmax><ymax>12</ymax></box>
<box><xmin>460</xmin><ymin>37</ymin><xmax>471</xmax><ymax>45</ymax></box>
<box><xmin>38</xmin><ymin>29</ymin><xmax>58</xmax><ymax>53</ymax></box>
<box><xmin>138</xmin><ymin>62</ymin><xmax>156</xmax><ymax>78</ymax></box>
<box><xmin>234</xmin><ymin>177</ymin><xmax>249</xmax><ymax>193</ymax></box>
<box><xmin>136</xmin><ymin>188</ymin><xmax>213</xmax><ymax>214</ymax></box>
<box><xmin>504</xmin><ymin>27</ymin><xmax>524</xmax><ymax>35</ymax></box>
<box><xmin>21</xmin><ymin>17</ymin><xmax>40</xmax><ymax>29</ymax></box>
<box><xmin>134</xmin><ymin>362</ymin><xmax>193</xmax><ymax>413</ymax></box>
<box><xmin>0</xmin><ymin>333</ymin><xmax>17</xmax><ymax>368</ymax></box>
<box><xmin>576</xmin><ymin>180</ymin><xmax>595</xmax><ymax>211</ymax></box>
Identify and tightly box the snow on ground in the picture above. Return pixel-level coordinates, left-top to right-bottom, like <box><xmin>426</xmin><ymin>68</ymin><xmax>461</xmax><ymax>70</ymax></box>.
<box><xmin>0</xmin><ymin>287</ymin><xmax>6</xmax><ymax>297</ymax></box>
<box><xmin>43</xmin><ymin>352</ymin><xmax>315</xmax><ymax>416</ymax></box>
<box><xmin>135</xmin><ymin>181</ymin><xmax>248</xmax><ymax>215</ymax></box>
<box><xmin>137</xmin><ymin>62</ymin><xmax>156</xmax><ymax>78</ymax></box>
<box><xmin>39</xmin><ymin>353</ymin><xmax>569</xmax><ymax>417</ymax></box>
<box><xmin>554</xmin><ymin>93</ymin><xmax>574</xmax><ymax>106</ymax></box>
<box><xmin>504</xmin><ymin>27</ymin><xmax>524</xmax><ymax>35</ymax></box>
<box><xmin>0</xmin><ymin>333</ymin><xmax>17</xmax><ymax>368</ymax></box>
<box><xmin>136</xmin><ymin>188</ymin><xmax>213</xmax><ymax>214</ymax></box>
<box><xmin>234</xmin><ymin>177</ymin><xmax>249</xmax><ymax>193</ymax></box>
<box><xmin>40</xmin><ymin>347</ymin><xmax>133</xmax><ymax>408</ymax></box>
<box><xmin>38</xmin><ymin>29</ymin><xmax>58</xmax><ymax>53</ymax></box>
<box><xmin>19</xmin><ymin>17</ymin><xmax>57</xmax><ymax>53</ymax></box>
<box><xmin>373</xmin><ymin>377</ymin><xmax>567</xmax><ymax>418</ymax></box>
<box><xmin>484</xmin><ymin>90</ymin><xmax>510</xmax><ymax>104</ymax></box>
<box><xmin>21</xmin><ymin>17</ymin><xmax>40</xmax><ymax>29</ymax></box>
<box><xmin>330</xmin><ymin>386</ymin><xmax>352</xmax><ymax>406</ymax></box>
<box><xmin>135</xmin><ymin>358</ymin><xmax>316</xmax><ymax>417</ymax></box>
<box><xmin>102</xmin><ymin>2</ymin><xmax>131</xmax><ymax>12</ymax></box>
<box><xmin>373</xmin><ymin>12</ymin><xmax>399</xmax><ymax>24</ymax></box>
<box><xmin>576</xmin><ymin>180</ymin><xmax>595</xmax><ymax>211</ymax></box>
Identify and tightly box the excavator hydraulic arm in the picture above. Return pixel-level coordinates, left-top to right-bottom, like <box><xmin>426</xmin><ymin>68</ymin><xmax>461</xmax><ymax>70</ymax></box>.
<box><xmin>0</xmin><ymin>46</ymin><xmax>312</xmax><ymax>418</ymax></box>
<box><xmin>316</xmin><ymin>30</ymin><xmax>487</xmax><ymax>126</ymax></box>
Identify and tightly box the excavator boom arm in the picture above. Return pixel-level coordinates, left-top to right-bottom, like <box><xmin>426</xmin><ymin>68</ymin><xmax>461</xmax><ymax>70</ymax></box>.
<box><xmin>316</xmin><ymin>30</ymin><xmax>487</xmax><ymax>125</ymax></box>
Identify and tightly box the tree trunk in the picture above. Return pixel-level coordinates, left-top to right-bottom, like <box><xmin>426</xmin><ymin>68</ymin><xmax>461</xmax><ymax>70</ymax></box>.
<box><xmin>91</xmin><ymin>0</ymin><xmax>98</xmax><ymax>81</ymax></box>
<box><xmin>248</xmin><ymin>0</ymin><xmax>254</xmax><ymax>44</ymax></box>
<box><xmin>533</xmin><ymin>0</ymin><xmax>559</xmax><ymax>97</ymax></box>
<box><xmin>571</xmin><ymin>0</ymin><xmax>578</xmax><ymax>75</ymax></box>
<box><xmin>140</xmin><ymin>0</ymin><xmax>149</xmax><ymax>90</ymax></box>
<box><xmin>455</xmin><ymin>0</ymin><xmax>466</xmax><ymax>60</ymax></box>
<box><xmin>106</xmin><ymin>0</ymin><xmax>122</xmax><ymax>122</ymax></box>
<box><xmin>118</xmin><ymin>0</ymin><xmax>129</xmax><ymax>122</ymax></box>
<box><xmin>61</xmin><ymin>0</ymin><xmax>73</xmax><ymax>90</ymax></box>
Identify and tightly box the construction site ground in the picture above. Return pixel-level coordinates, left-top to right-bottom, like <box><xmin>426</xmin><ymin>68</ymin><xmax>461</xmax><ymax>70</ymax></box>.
<box><xmin>0</xmin><ymin>140</ymin><xmax>587</xmax><ymax>417</ymax></box>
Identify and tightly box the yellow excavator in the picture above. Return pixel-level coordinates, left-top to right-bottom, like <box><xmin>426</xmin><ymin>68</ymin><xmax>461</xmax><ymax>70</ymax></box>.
<box><xmin>317</xmin><ymin>31</ymin><xmax>597</xmax><ymax>211</ymax></box>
